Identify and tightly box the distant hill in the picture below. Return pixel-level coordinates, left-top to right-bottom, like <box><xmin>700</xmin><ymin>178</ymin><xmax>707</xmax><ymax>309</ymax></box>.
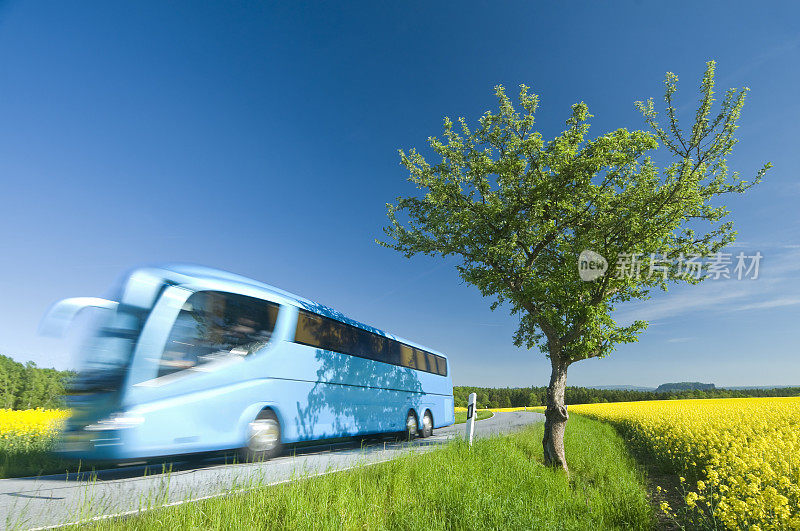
<box><xmin>655</xmin><ymin>382</ymin><xmax>715</xmax><ymax>393</ymax></box>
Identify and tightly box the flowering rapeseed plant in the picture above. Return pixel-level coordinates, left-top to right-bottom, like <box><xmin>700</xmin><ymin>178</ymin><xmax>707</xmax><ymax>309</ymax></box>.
<box><xmin>0</xmin><ymin>408</ymin><xmax>68</xmax><ymax>452</ymax></box>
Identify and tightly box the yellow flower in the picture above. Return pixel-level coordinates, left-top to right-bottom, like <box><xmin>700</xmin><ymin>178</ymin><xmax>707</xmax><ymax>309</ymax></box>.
<box><xmin>686</xmin><ymin>491</ymin><xmax>699</xmax><ymax>508</ymax></box>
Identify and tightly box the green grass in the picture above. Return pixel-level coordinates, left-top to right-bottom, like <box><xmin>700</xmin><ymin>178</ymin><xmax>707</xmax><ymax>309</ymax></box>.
<box><xmin>82</xmin><ymin>415</ymin><xmax>654</xmax><ymax>530</ymax></box>
<box><xmin>453</xmin><ymin>409</ymin><xmax>493</xmax><ymax>423</ymax></box>
<box><xmin>0</xmin><ymin>433</ymin><xmax>78</xmax><ymax>479</ymax></box>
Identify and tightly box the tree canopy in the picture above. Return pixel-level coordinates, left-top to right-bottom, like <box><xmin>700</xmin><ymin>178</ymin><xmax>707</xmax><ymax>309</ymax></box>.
<box><xmin>381</xmin><ymin>61</ymin><xmax>769</xmax><ymax>364</ymax></box>
<box><xmin>0</xmin><ymin>354</ymin><xmax>72</xmax><ymax>410</ymax></box>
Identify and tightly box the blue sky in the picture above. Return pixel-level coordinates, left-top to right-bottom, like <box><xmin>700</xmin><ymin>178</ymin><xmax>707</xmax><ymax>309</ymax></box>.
<box><xmin>0</xmin><ymin>1</ymin><xmax>798</xmax><ymax>387</ymax></box>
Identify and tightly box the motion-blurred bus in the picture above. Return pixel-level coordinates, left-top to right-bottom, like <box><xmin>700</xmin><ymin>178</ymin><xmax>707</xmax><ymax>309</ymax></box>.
<box><xmin>45</xmin><ymin>265</ymin><xmax>454</xmax><ymax>461</ymax></box>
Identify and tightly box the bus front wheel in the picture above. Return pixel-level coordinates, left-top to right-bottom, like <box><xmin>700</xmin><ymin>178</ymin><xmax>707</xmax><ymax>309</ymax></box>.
<box><xmin>240</xmin><ymin>409</ymin><xmax>283</xmax><ymax>462</ymax></box>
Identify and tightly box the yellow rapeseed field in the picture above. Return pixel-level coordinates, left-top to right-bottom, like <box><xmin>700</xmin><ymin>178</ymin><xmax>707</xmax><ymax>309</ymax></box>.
<box><xmin>0</xmin><ymin>408</ymin><xmax>69</xmax><ymax>451</ymax></box>
<box><xmin>571</xmin><ymin>397</ymin><xmax>800</xmax><ymax>530</ymax></box>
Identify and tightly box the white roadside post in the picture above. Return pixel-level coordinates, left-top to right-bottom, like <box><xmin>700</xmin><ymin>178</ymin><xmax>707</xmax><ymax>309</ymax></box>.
<box><xmin>465</xmin><ymin>392</ymin><xmax>477</xmax><ymax>446</ymax></box>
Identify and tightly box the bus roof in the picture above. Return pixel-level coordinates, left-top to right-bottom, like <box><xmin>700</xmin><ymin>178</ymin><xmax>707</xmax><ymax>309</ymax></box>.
<box><xmin>147</xmin><ymin>264</ymin><xmax>447</xmax><ymax>359</ymax></box>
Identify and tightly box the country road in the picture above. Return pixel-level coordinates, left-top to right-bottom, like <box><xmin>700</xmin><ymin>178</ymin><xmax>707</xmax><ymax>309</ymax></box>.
<box><xmin>2</xmin><ymin>411</ymin><xmax>543</xmax><ymax>530</ymax></box>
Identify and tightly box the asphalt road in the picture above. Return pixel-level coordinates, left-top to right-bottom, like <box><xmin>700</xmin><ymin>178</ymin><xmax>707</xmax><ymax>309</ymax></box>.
<box><xmin>1</xmin><ymin>411</ymin><xmax>543</xmax><ymax>530</ymax></box>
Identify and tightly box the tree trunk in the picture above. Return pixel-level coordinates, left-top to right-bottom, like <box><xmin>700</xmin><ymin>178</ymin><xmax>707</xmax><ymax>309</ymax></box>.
<box><xmin>542</xmin><ymin>359</ymin><xmax>569</xmax><ymax>473</ymax></box>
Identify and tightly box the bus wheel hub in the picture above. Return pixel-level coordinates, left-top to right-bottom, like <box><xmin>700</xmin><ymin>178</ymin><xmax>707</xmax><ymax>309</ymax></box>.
<box><xmin>248</xmin><ymin>419</ymin><xmax>279</xmax><ymax>451</ymax></box>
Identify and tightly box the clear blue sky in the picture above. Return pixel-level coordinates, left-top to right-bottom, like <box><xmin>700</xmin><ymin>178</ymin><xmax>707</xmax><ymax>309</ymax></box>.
<box><xmin>1</xmin><ymin>1</ymin><xmax>798</xmax><ymax>387</ymax></box>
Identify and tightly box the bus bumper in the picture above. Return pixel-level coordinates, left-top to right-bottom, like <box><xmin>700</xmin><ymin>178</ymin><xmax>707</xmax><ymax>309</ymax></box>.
<box><xmin>56</xmin><ymin>429</ymin><xmax>131</xmax><ymax>461</ymax></box>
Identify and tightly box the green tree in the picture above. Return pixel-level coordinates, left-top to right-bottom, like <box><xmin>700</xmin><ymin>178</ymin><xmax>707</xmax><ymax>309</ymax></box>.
<box><xmin>380</xmin><ymin>61</ymin><xmax>769</xmax><ymax>473</ymax></box>
<box><xmin>0</xmin><ymin>354</ymin><xmax>71</xmax><ymax>410</ymax></box>
<box><xmin>16</xmin><ymin>362</ymin><xmax>42</xmax><ymax>409</ymax></box>
<box><xmin>0</xmin><ymin>363</ymin><xmax>15</xmax><ymax>409</ymax></box>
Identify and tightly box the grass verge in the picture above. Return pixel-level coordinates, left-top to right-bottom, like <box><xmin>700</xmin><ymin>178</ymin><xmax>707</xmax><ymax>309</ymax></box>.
<box><xmin>453</xmin><ymin>409</ymin><xmax>493</xmax><ymax>423</ymax></box>
<box><xmin>82</xmin><ymin>415</ymin><xmax>653</xmax><ymax>530</ymax></box>
<box><xmin>0</xmin><ymin>435</ymin><xmax>78</xmax><ymax>479</ymax></box>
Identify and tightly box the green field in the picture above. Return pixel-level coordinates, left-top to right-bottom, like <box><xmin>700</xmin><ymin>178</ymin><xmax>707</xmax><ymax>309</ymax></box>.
<box><xmin>453</xmin><ymin>409</ymin><xmax>493</xmax><ymax>424</ymax></box>
<box><xmin>81</xmin><ymin>415</ymin><xmax>653</xmax><ymax>530</ymax></box>
<box><xmin>0</xmin><ymin>436</ymin><xmax>72</xmax><ymax>479</ymax></box>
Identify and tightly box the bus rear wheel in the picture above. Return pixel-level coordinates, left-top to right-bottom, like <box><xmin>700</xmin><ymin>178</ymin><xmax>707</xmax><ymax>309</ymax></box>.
<box><xmin>240</xmin><ymin>409</ymin><xmax>283</xmax><ymax>462</ymax></box>
<box><xmin>405</xmin><ymin>410</ymin><xmax>418</xmax><ymax>440</ymax></box>
<box><xmin>420</xmin><ymin>411</ymin><xmax>433</xmax><ymax>438</ymax></box>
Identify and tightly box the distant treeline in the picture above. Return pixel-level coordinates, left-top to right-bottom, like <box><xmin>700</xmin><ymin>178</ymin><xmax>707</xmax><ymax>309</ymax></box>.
<box><xmin>0</xmin><ymin>355</ymin><xmax>74</xmax><ymax>410</ymax></box>
<box><xmin>454</xmin><ymin>385</ymin><xmax>800</xmax><ymax>409</ymax></box>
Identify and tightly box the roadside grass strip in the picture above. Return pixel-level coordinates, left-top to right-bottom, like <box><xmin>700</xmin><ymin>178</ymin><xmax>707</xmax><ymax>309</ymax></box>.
<box><xmin>453</xmin><ymin>409</ymin><xmax>494</xmax><ymax>424</ymax></box>
<box><xmin>79</xmin><ymin>416</ymin><xmax>652</xmax><ymax>530</ymax></box>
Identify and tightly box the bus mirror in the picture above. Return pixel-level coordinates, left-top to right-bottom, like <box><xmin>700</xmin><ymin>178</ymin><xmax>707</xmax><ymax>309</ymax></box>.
<box><xmin>39</xmin><ymin>297</ymin><xmax>119</xmax><ymax>337</ymax></box>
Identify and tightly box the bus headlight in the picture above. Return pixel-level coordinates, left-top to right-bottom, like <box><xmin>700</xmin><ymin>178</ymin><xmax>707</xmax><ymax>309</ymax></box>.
<box><xmin>85</xmin><ymin>413</ymin><xmax>145</xmax><ymax>431</ymax></box>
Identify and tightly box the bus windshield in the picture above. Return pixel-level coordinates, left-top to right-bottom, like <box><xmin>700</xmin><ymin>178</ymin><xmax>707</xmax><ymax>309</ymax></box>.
<box><xmin>73</xmin><ymin>305</ymin><xmax>147</xmax><ymax>393</ymax></box>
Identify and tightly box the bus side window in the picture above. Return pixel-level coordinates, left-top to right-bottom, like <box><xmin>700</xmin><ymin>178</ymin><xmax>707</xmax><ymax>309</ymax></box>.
<box><xmin>366</xmin><ymin>333</ymin><xmax>387</xmax><ymax>364</ymax></box>
<box><xmin>296</xmin><ymin>311</ymin><xmax>359</xmax><ymax>356</ymax></box>
<box><xmin>435</xmin><ymin>355</ymin><xmax>448</xmax><ymax>376</ymax></box>
<box><xmin>425</xmin><ymin>353</ymin><xmax>437</xmax><ymax>374</ymax></box>
<box><xmin>414</xmin><ymin>349</ymin><xmax>427</xmax><ymax>373</ymax></box>
<box><xmin>399</xmin><ymin>344</ymin><xmax>415</xmax><ymax>369</ymax></box>
<box><xmin>295</xmin><ymin>310</ymin><xmax>341</xmax><ymax>352</ymax></box>
<box><xmin>382</xmin><ymin>337</ymin><xmax>401</xmax><ymax>366</ymax></box>
<box><xmin>293</xmin><ymin>311</ymin><xmax>445</xmax><ymax>375</ymax></box>
<box><xmin>295</xmin><ymin>311</ymin><xmax>322</xmax><ymax>348</ymax></box>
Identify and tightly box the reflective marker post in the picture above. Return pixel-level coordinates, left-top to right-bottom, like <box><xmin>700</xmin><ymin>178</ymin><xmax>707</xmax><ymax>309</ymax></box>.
<box><xmin>465</xmin><ymin>392</ymin><xmax>477</xmax><ymax>446</ymax></box>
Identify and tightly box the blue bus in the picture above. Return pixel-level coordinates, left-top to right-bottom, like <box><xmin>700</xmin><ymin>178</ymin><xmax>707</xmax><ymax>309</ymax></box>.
<box><xmin>46</xmin><ymin>264</ymin><xmax>454</xmax><ymax>461</ymax></box>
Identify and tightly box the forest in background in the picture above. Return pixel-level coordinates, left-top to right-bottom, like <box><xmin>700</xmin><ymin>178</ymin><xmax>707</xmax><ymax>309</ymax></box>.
<box><xmin>0</xmin><ymin>355</ymin><xmax>73</xmax><ymax>410</ymax></box>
